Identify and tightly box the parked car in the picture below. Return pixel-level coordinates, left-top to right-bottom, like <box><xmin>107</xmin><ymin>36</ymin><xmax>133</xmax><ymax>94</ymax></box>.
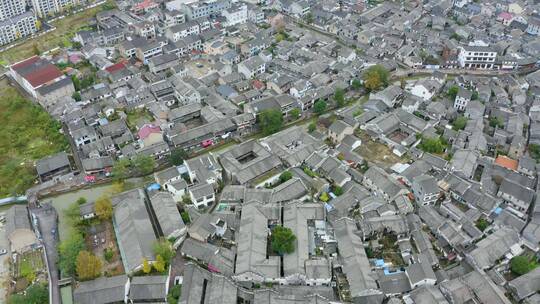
<box><xmin>0</xmin><ymin>249</ymin><xmax>7</xmax><ymax>255</ymax></box>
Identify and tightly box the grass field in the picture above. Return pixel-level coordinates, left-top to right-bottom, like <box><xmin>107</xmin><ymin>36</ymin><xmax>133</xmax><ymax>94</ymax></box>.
<box><xmin>0</xmin><ymin>79</ymin><xmax>69</xmax><ymax>196</ymax></box>
<box><xmin>0</xmin><ymin>1</ymin><xmax>114</xmax><ymax>64</ymax></box>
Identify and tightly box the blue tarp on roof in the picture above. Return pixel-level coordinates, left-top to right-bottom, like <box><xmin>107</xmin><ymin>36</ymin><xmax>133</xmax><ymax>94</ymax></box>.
<box><xmin>494</xmin><ymin>207</ymin><xmax>503</xmax><ymax>215</ymax></box>
<box><xmin>384</xmin><ymin>268</ymin><xmax>404</xmax><ymax>275</ymax></box>
<box><xmin>375</xmin><ymin>259</ymin><xmax>385</xmax><ymax>267</ymax></box>
<box><xmin>147</xmin><ymin>183</ymin><xmax>161</xmax><ymax>191</ymax></box>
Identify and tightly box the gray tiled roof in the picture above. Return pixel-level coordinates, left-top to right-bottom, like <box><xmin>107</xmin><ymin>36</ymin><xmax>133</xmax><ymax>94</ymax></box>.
<box><xmin>35</xmin><ymin>151</ymin><xmax>70</xmax><ymax>176</ymax></box>
<box><xmin>113</xmin><ymin>189</ymin><xmax>157</xmax><ymax>273</ymax></box>
<box><xmin>73</xmin><ymin>275</ymin><xmax>128</xmax><ymax>304</ymax></box>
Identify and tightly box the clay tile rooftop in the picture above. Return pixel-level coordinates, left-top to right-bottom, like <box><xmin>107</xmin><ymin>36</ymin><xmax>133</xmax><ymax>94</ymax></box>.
<box><xmin>11</xmin><ymin>56</ymin><xmax>64</xmax><ymax>88</ymax></box>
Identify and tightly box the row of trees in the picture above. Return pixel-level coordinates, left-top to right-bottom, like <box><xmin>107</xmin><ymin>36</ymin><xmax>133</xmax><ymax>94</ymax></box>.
<box><xmin>112</xmin><ymin>154</ymin><xmax>156</xmax><ymax>180</ymax></box>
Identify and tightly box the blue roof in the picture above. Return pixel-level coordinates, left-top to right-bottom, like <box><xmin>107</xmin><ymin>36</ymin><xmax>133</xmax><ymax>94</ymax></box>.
<box><xmin>147</xmin><ymin>183</ymin><xmax>161</xmax><ymax>191</ymax></box>
<box><xmin>375</xmin><ymin>259</ymin><xmax>385</xmax><ymax>267</ymax></box>
<box><xmin>384</xmin><ymin>268</ymin><xmax>404</xmax><ymax>275</ymax></box>
<box><xmin>324</xmin><ymin>203</ymin><xmax>334</xmax><ymax>212</ymax></box>
<box><xmin>98</xmin><ymin>118</ymin><xmax>109</xmax><ymax>125</ymax></box>
<box><xmin>494</xmin><ymin>207</ymin><xmax>503</xmax><ymax>215</ymax></box>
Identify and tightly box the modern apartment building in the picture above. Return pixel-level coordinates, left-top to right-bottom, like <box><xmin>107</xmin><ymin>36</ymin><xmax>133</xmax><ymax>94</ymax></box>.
<box><xmin>31</xmin><ymin>0</ymin><xmax>81</xmax><ymax>18</ymax></box>
<box><xmin>0</xmin><ymin>0</ymin><xmax>37</xmax><ymax>46</ymax></box>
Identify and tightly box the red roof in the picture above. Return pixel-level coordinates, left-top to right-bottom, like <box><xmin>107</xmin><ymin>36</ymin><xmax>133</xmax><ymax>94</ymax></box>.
<box><xmin>25</xmin><ymin>65</ymin><xmax>63</xmax><ymax>88</ymax></box>
<box><xmin>495</xmin><ymin>155</ymin><xmax>518</xmax><ymax>171</ymax></box>
<box><xmin>11</xmin><ymin>56</ymin><xmax>40</xmax><ymax>70</ymax></box>
<box><xmin>137</xmin><ymin>124</ymin><xmax>161</xmax><ymax>139</ymax></box>
<box><xmin>105</xmin><ymin>61</ymin><xmax>127</xmax><ymax>73</ymax></box>
<box><xmin>252</xmin><ymin>79</ymin><xmax>265</xmax><ymax>90</ymax></box>
<box><xmin>133</xmin><ymin>0</ymin><xmax>156</xmax><ymax>10</ymax></box>
<box><xmin>12</xmin><ymin>56</ymin><xmax>64</xmax><ymax>88</ymax></box>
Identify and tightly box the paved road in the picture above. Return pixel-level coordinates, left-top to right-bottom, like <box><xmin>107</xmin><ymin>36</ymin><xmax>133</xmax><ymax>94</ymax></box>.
<box><xmin>32</xmin><ymin>204</ymin><xmax>60</xmax><ymax>304</ymax></box>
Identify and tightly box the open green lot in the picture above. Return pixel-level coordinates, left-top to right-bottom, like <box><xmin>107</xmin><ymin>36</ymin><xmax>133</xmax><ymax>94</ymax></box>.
<box><xmin>0</xmin><ymin>79</ymin><xmax>69</xmax><ymax>196</ymax></box>
<box><xmin>0</xmin><ymin>1</ymin><xmax>114</xmax><ymax>64</ymax></box>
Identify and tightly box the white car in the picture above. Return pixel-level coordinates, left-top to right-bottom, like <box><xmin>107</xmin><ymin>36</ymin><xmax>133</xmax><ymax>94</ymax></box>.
<box><xmin>0</xmin><ymin>249</ymin><xmax>7</xmax><ymax>255</ymax></box>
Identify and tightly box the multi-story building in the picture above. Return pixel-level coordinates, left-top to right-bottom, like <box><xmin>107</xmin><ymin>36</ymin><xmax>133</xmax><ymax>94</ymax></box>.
<box><xmin>161</xmin><ymin>9</ymin><xmax>185</xmax><ymax>28</ymax></box>
<box><xmin>0</xmin><ymin>11</ymin><xmax>37</xmax><ymax>45</ymax></box>
<box><xmin>222</xmin><ymin>3</ymin><xmax>247</xmax><ymax>27</ymax></box>
<box><xmin>247</xmin><ymin>4</ymin><xmax>264</xmax><ymax>24</ymax></box>
<box><xmin>0</xmin><ymin>0</ymin><xmax>26</xmax><ymax>20</ymax></box>
<box><xmin>457</xmin><ymin>45</ymin><xmax>497</xmax><ymax>69</ymax></box>
<box><xmin>526</xmin><ymin>17</ymin><xmax>540</xmax><ymax>36</ymax></box>
<box><xmin>181</xmin><ymin>0</ymin><xmax>231</xmax><ymax>20</ymax></box>
<box><xmin>31</xmin><ymin>0</ymin><xmax>81</xmax><ymax>18</ymax></box>
<box><xmin>0</xmin><ymin>0</ymin><xmax>38</xmax><ymax>45</ymax></box>
<box><xmin>453</xmin><ymin>87</ymin><xmax>472</xmax><ymax>111</ymax></box>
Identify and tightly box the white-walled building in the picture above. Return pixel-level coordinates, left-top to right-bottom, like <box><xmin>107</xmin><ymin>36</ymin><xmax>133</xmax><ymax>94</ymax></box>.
<box><xmin>222</xmin><ymin>3</ymin><xmax>247</xmax><ymax>27</ymax></box>
<box><xmin>32</xmin><ymin>0</ymin><xmax>81</xmax><ymax>18</ymax></box>
<box><xmin>457</xmin><ymin>45</ymin><xmax>497</xmax><ymax>69</ymax></box>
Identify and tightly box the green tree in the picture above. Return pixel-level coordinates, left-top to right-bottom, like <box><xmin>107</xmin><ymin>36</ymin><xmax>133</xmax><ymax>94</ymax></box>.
<box><xmin>258</xmin><ymin>109</ymin><xmax>283</xmax><ymax>136</ymax></box>
<box><xmin>511</xmin><ymin>256</ymin><xmax>537</xmax><ymax>275</ymax></box>
<box><xmin>447</xmin><ymin>86</ymin><xmax>459</xmax><ymax>100</ymax></box>
<box><xmin>304</xmin><ymin>12</ymin><xmax>314</xmax><ymax>24</ymax></box>
<box><xmin>452</xmin><ymin>116</ymin><xmax>468</xmax><ymax>130</ymax></box>
<box><xmin>313</xmin><ymin>100</ymin><xmax>327</xmax><ymax>115</ymax></box>
<box><xmin>475</xmin><ymin>218</ymin><xmax>489</xmax><ymax>231</ymax></box>
<box><xmin>58</xmin><ymin>230</ymin><xmax>85</xmax><ymax>276</ymax></box>
<box><xmin>319</xmin><ymin>192</ymin><xmax>329</xmax><ymax>202</ymax></box>
<box><xmin>32</xmin><ymin>43</ymin><xmax>40</xmax><ymax>55</ymax></box>
<box><xmin>271</xmin><ymin>226</ymin><xmax>296</xmax><ymax>255</ymax></box>
<box><xmin>471</xmin><ymin>91</ymin><xmax>479</xmax><ymax>100</ymax></box>
<box><xmin>289</xmin><ymin>108</ymin><xmax>301</xmax><ymax>119</ymax></box>
<box><xmin>362</xmin><ymin>65</ymin><xmax>389</xmax><ymax>92</ymax></box>
<box><xmin>153</xmin><ymin>238</ymin><xmax>174</xmax><ymax>265</ymax></box>
<box><xmin>72</xmin><ymin>91</ymin><xmax>81</xmax><ymax>101</ymax></box>
<box><xmin>71</xmin><ymin>75</ymin><xmax>81</xmax><ymax>91</ymax></box>
<box><xmin>351</xmin><ymin>79</ymin><xmax>362</xmax><ymax>90</ymax></box>
<box><xmin>142</xmin><ymin>258</ymin><xmax>151</xmax><ymax>274</ymax></box>
<box><xmin>76</xmin><ymin>250</ymin><xmax>102</xmax><ymax>280</ymax></box>
<box><xmin>279</xmin><ymin>171</ymin><xmax>292</xmax><ymax>184</ymax></box>
<box><xmin>169</xmin><ymin>148</ymin><xmax>188</xmax><ymax>166</ymax></box>
<box><xmin>154</xmin><ymin>254</ymin><xmax>166</xmax><ymax>272</ymax></box>
<box><xmin>95</xmin><ymin>195</ymin><xmax>113</xmax><ymax>221</ymax></box>
<box><xmin>167</xmin><ymin>285</ymin><xmax>182</xmax><ymax>304</ymax></box>
<box><xmin>104</xmin><ymin>248</ymin><xmax>114</xmax><ymax>262</ymax></box>
<box><xmin>112</xmin><ymin>158</ymin><xmax>131</xmax><ymax>180</ymax></box>
<box><xmin>133</xmin><ymin>154</ymin><xmax>155</xmax><ymax>175</ymax></box>
<box><xmin>334</xmin><ymin>88</ymin><xmax>346</xmax><ymax>107</ymax></box>
<box><xmin>529</xmin><ymin>144</ymin><xmax>540</xmax><ymax>161</ymax></box>
<box><xmin>489</xmin><ymin>116</ymin><xmax>504</xmax><ymax>128</ymax></box>
<box><xmin>76</xmin><ymin>197</ymin><xmax>87</xmax><ymax>205</ymax></box>
<box><xmin>333</xmin><ymin>185</ymin><xmax>344</xmax><ymax>196</ymax></box>
<box><xmin>418</xmin><ymin>137</ymin><xmax>446</xmax><ymax>154</ymax></box>
<box><xmin>8</xmin><ymin>283</ymin><xmax>49</xmax><ymax>304</ymax></box>
<box><xmin>25</xmin><ymin>284</ymin><xmax>49</xmax><ymax>304</ymax></box>
<box><xmin>308</xmin><ymin>122</ymin><xmax>316</xmax><ymax>133</ymax></box>
<box><xmin>181</xmin><ymin>211</ymin><xmax>190</xmax><ymax>224</ymax></box>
